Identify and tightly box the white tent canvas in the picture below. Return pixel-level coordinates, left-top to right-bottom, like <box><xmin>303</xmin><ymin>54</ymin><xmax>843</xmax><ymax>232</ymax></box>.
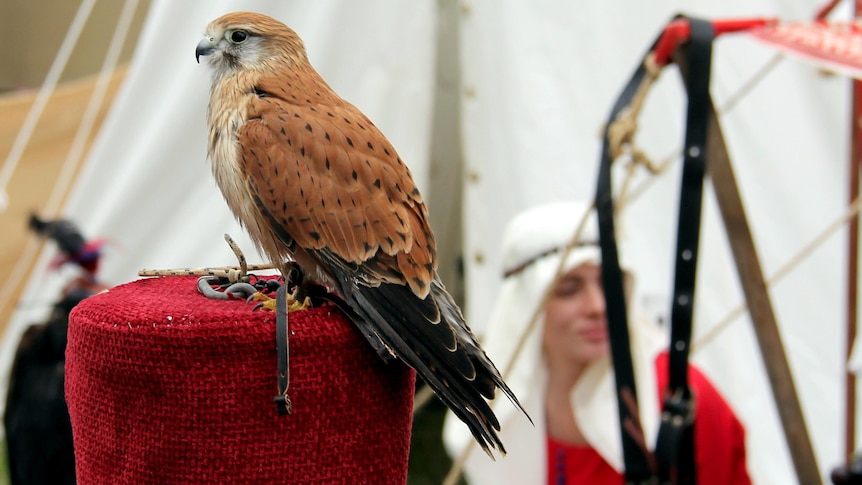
<box><xmin>1</xmin><ymin>0</ymin><xmax>857</xmax><ymax>483</ymax></box>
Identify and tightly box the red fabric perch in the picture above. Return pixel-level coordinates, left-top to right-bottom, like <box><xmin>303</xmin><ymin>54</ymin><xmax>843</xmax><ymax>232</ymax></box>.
<box><xmin>65</xmin><ymin>276</ymin><xmax>415</xmax><ymax>484</ymax></box>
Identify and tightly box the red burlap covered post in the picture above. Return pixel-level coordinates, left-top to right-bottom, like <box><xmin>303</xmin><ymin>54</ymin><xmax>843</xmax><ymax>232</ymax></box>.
<box><xmin>65</xmin><ymin>276</ymin><xmax>415</xmax><ymax>484</ymax></box>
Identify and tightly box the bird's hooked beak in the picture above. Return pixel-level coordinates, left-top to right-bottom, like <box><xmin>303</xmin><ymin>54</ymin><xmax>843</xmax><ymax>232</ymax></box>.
<box><xmin>195</xmin><ymin>36</ymin><xmax>217</xmax><ymax>63</ymax></box>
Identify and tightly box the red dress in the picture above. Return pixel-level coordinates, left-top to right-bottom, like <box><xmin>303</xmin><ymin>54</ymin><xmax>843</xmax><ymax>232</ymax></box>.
<box><xmin>547</xmin><ymin>353</ymin><xmax>751</xmax><ymax>484</ymax></box>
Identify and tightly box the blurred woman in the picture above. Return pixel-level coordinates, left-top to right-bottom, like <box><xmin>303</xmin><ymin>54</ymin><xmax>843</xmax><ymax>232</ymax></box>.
<box><xmin>443</xmin><ymin>201</ymin><xmax>750</xmax><ymax>484</ymax></box>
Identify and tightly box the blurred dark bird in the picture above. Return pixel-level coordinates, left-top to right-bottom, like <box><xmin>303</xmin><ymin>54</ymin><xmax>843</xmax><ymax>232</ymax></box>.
<box><xmin>29</xmin><ymin>213</ymin><xmax>106</xmax><ymax>277</ymax></box>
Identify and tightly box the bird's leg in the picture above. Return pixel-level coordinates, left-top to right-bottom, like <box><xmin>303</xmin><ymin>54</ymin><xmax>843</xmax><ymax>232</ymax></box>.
<box><xmin>250</xmin><ymin>262</ymin><xmax>311</xmax><ymax>312</ymax></box>
<box><xmin>249</xmin><ymin>286</ymin><xmax>310</xmax><ymax>312</ymax></box>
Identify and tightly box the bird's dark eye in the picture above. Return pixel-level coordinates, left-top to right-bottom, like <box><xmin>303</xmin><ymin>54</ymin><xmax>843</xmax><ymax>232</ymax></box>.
<box><xmin>227</xmin><ymin>30</ymin><xmax>248</xmax><ymax>44</ymax></box>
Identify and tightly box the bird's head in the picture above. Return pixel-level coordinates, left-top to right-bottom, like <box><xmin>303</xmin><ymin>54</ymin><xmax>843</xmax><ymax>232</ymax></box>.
<box><xmin>196</xmin><ymin>12</ymin><xmax>309</xmax><ymax>80</ymax></box>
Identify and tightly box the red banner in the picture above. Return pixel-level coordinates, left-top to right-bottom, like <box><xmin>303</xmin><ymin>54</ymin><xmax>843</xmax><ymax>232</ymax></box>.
<box><xmin>750</xmin><ymin>21</ymin><xmax>862</xmax><ymax>79</ymax></box>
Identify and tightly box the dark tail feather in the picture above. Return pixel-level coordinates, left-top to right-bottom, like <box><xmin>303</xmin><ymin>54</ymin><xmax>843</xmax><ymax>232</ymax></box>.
<box><xmin>428</xmin><ymin>278</ymin><xmax>531</xmax><ymax>424</ymax></box>
<box><xmin>341</xmin><ymin>275</ymin><xmax>530</xmax><ymax>457</ymax></box>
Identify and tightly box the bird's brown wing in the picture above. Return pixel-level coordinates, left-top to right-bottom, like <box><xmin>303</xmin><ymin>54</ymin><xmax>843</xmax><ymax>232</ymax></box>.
<box><xmin>235</xmin><ymin>88</ymin><xmax>527</xmax><ymax>456</ymax></box>
<box><xmin>239</xmin><ymin>92</ymin><xmax>437</xmax><ymax>298</ymax></box>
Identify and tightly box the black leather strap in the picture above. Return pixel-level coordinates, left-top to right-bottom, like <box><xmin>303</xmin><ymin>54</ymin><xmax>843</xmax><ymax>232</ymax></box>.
<box><xmin>596</xmin><ymin>14</ymin><xmax>715</xmax><ymax>484</ymax></box>
<box><xmin>667</xmin><ymin>18</ymin><xmax>712</xmax><ymax>396</ymax></box>
<box><xmin>654</xmin><ymin>18</ymin><xmax>714</xmax><ymax>485</ymax></box>
<box><xmin>274</xmin><ymin>282</ymin><xmax>292</xmax><ymax>414</ymax></box>
<box><xmin>595</xmin><ymin>29</ymin><xmax>663</xmax><ymax>485</ymax></box>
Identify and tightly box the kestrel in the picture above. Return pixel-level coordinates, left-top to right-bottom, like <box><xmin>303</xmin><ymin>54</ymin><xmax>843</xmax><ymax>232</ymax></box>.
<box><xmin>195</xmin><ymin>11</ymin><xmax>526</xmax><ymax>455</ymax></box>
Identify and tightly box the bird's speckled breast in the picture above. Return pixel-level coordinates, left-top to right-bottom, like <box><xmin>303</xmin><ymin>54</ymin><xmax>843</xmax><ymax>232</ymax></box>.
<box><xmin>205</xmin><ymin>77</ymin><xmax>324</xmax><ymax>281</ymax></box>
<box><xmin>206</xmin><ymin>79</ymin><xmax>272</xmax><ymax>256</ymax></box>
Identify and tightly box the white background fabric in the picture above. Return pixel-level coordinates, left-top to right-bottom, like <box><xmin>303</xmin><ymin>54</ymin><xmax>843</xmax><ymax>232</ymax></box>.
<box><xmin>461</xmin><ymin>2</ymin><xmax>852</xmax><ymax>484</ymax></box>
<box><xmin>2</xmin><ymin>0</ymin><xmax>858</xmax><ymax>483</ymax></box>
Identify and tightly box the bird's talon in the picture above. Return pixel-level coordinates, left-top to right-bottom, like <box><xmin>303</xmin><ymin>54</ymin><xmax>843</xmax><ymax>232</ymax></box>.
<box><xmin>248</xmin><ymin>288</ymin><xmax>309</xmax><ymax>312</ymax></box>
<box><xmin>248</xmin><ymin>291</ymin><xmax>273</xmax><ymax>303</ymax></box>
<box><xmin>287</xmin><ymin>295</ymin><xmax>311</xmax><ymax>312</ymax></box>
<box><xmin>259</xmin><ymin>299</ymin><xmax>278</xmax><ymax>311</ymax></box>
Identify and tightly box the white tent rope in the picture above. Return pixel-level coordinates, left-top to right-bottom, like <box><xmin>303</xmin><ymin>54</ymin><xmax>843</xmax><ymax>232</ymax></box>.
<box><xmin>0</xmin><ymin>0</ymin><xmax>139</xmax><ymax>329</ymax></box>
<box><xmin>0</xmin><ymin>0</ymin><xmax>97</xmax><ymax>212</ymax></box>
<box><xmin>693</xmin><ymin>192</ymin><xmax>862</xmax><ymax>353</ymax></box>
<box><xmin>43</xmin><ymin>0</ymin><xmax>142</xmax><ymax>216</ymax></box>
<box><xmin>719</xmin><ymin>52</ymin><xmax>784</xmax><ymax>114</ymax></box>
<box><xmin>617</xmin><ymin>52</ymin><xmax>786</xmax><ymax>209</ymax></box>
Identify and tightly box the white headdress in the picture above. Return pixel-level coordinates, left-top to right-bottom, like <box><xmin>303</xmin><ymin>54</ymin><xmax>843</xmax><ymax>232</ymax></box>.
<box><xmin>444</xmin><ymin>201</ymin><xmax>665</xmax><ymax>483</ymax></box>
